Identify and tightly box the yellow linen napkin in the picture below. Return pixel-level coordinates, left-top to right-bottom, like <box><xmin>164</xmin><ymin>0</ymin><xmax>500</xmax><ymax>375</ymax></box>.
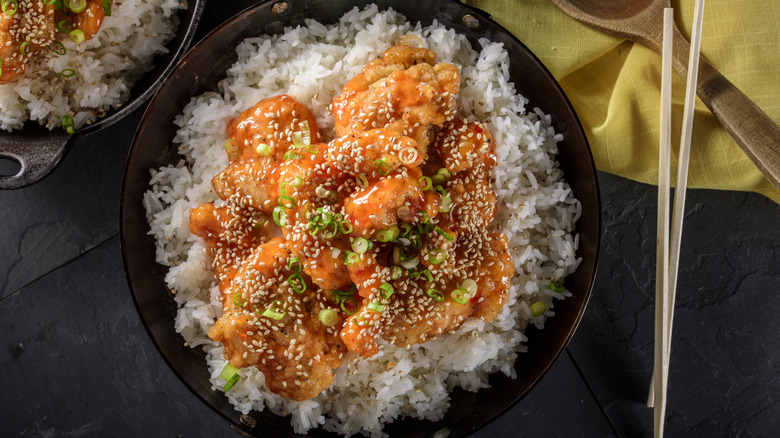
<box><xmin>463</xmin><ymin>0</ymin><xmax>780</xmax><ymax>203</ymax></box>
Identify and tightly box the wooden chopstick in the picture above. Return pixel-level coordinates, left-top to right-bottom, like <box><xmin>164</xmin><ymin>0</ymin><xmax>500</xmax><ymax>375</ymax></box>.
<box><xmin>648</xmin><ymin>1</ymin><xmax>707</xmax><ymax>436</ymax></box>
<box><xmin>649</xmin><ymin>7</ymin><xmax>675</xmax><ymax>434</ymax></box>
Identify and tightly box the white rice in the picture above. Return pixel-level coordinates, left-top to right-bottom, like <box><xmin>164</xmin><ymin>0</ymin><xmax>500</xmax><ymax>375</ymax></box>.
<box><xmin>0</xmin><ymin>0</ymin><xmax>185</xmax><ymax>132</ymax></box>
<box><xmin>144</xmin><ymin>5</ymin><xmax>582</xmax><ymax>437</ymax></box>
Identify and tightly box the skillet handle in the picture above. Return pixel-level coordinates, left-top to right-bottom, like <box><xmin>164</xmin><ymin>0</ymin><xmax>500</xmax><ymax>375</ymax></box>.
<box><xmin>0</xmin><ymin>130</ymin><xmax>72</xmax><ymax>190</ymax></box>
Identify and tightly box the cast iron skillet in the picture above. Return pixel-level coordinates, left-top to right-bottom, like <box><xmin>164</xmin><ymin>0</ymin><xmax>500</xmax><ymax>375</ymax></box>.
<box><xmin>0</xmin><ymin>0</ymin><xmax>206</xmax><ymax>190</ymax></box>
<box><xmin>121</xmin><ymin>1</ymin><xmax>601</xmax><ymax>436</ymax></box>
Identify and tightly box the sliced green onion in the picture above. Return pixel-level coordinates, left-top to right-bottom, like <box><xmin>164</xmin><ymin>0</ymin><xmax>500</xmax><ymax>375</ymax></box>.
<box><xmin>378</xmin><ymin>282</ymin><xmax>394</xmax><ymax>299</ymax></box>
<box><xmin>434</xmin><ymin>185</ymin><xmax>446</xmax><ymax>195</ymax></box>
<box><xmin>283</xmin><ymin>150</ymin><xmax>302</xmax><ymax>160</ymax></box>
<box><xmin>439</xmin><ymin>194</ymin><xmax>453</xmax><ymax>213</ymax></box>
<box><xmin>101</xmin><ymin>0</ymin><xmax>111</xmax><ymax>16</ymax></box>
<box><xmin>356</xmin><ymin>174</ymin><xmax>368</xmax><ymax>188</ymax></box>
<box><xmin>398</xmin><ymin>223</ymin><xmax>411</xmax><ymax>237</ymax></box>
<box><xmin>231</xmin><ymin>292</ymin><xmax>244</xmax><ymax>307</ymax></box>
<box><xmin>427</xmin><ymin>248</ymin><xmax>447</xmax><ymax>265</ymax></box>
<box><xmin>438</xmin><ymin>168</ymin><xmax>452</xmax><ymax>179</ymax></box>
<box><xmin>460</xmin><ymin>279</ymin><xmax>478</xmax><ymax>295</ymax></box>
<box><xmin>339</xmin><ymin>220</ymin><xmax>353</xmax><ymax>235</ymax></box>
<box><xmin>418</xmin><ymin>210</ymin><xmax>429</xmax><ymax>224</ymax></box>
<box><xmin>372</xmin><ymin>158</ymin><xmax>390</xmax><ymax>176</ymax></box>
<box><xmin>60</xmin><ymin>68</ymin><xmax>76</xmax><ymax>78</ymax></box>
<box><xmin>548</xmin><ymin>281</ymin><xmax>566</xmax><ymax>293</ymax></box>
<box><xmin>427</xmin><ymin>288</ymin><xmax>444</xmax><ymax>302</ymax></box>
<box><xmin>530</xmin><ymin>301</ymin><xmax>547</xmax><ymax>317</ymax></box>
<box><xmin>340</xmin><ymin>296</ymin><xmax>357</xmax><ymax>315</ymax></box>
<box><xmin>351</xmin><ymin>237</ymin><xmax>370</xmax><ymax>254</ymax></box>
<box><xmin>343</xmin><ymin>250</ymin><xmax>360</xmax><ymax>265</ymax></box>
<box><xmin>318</xmin><ymin>308</ymin><xmax>339</xmax><ymax>327</ymax></box>
<box><xmin>19</xmin><ymin>41</ymin><xmax>30</xmax><ymax>55</ymax></box>
<box><xmin>434</xmin><ymin>226</ymin><xmax>454</xmax><ymax>241</ymax></box>
<box><xmin>262</xmin><ymin>301</ymin><xmax>286</xmax><ymax>320</ymax></box>
<box><xmin>56</xmin><ymin>19</ymin><xmax>74</xmax><ymax>34</ymax></box>
<box><xmin>61</xmin><ymin>115</ymin><xmax>75</xmax><ymax>134</ymax></box>
<box><xmin>320</xmin><ymin>221</ymin><xmax>339</xmax><ymax>239</ymax></box>
<box><xmin>419</xmin><ymin>176</ymin><xmax>433</xmax><ymax>191</ymax></box>
<box><xmin>420</xmin><ymin>269</ymin><xmax>433</xmax><ymax>282</ymax></box>
<box><xmin>66</xmin><ymin>0</ymin><xmax>88</xmax><ymax>13</ymax></box>
<box><xmin>397</xmin><ymin>206</ymin><xmax>412</xmax><ymax>221</ymax></box>
<box><xmin>278</xmin><ymin>194</ymin><xmax>296</xmax><ymax>209</ymax></box>
<box><xmin>255</xmin><ymin>142</ymin><xmax>272</xmax><ymax>156</ymax></box>
<box><xmin>288</xmin><ymin>256</ymin><xmax>302</xmax><ymax>273</ymax></box>
<box><xmin>377</xmin><ymin>226</ymin><xmax>399</xmax><ymax>243</ymax></box>
<box><xmin>225</xmin><ymin>138</ymin><xmax>239</xmax><ymax>156</ymax></box>
<box><xmin>450</xmin><ymin>288</ymin><xmax>471</xmax><ymax>304</ymax></box>
<box><xmin>367</xmin><ymin>302</ymin><xmax>386</xmax><ymax>312</ymax></box>
<box><xmin>291</xmin><ymin>175</ymin><xmax>304</xmax><ymax>187</ymax></box>
<box><xmin>288</xmin><ymin>273</ymin><xmax>306</xmax><ymax>294</ymax></box>
<box><xmin>1</xmin><ymin>0</ymin><xmax>18</xmax><ymax>16</ymax></box>
<box><xmin>272</xmin><ymin>205</ymin><xmax>288</xmax><ymax>226</ymax></box>
<box><xmin>306</xmin><ymin>144</ymin><xmax>319</xmax><ymax>154</ymax></box>
<box><xmin>251</xmin><ymin>212</ymin><xmax>267</xmax><ymax>228</ymax></box>
<box><xmin>354</xmin><ymin>315</ymin><xmax>370</xmax><ymax>327</ymax></box>
<box><xmin>399</xmin><ymin>147</ymin><xmax>419</xmax><ymax>165</ymax></box>
<box><xmin>220</xmin><ymin>363</ymin><xmax>240</xmax><ymax>392</ymax></box>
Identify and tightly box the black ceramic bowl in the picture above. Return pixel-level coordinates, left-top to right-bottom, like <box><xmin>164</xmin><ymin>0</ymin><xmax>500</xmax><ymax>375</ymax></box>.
<box><xmin>121</xmin><ymin>1</ymin><xmax>601</xmax><ymax>436</ymax></box>
<box><xmin>0</xmin><ymin>0</ymin><xmax>205</xmax><ymax>189</ymax></box>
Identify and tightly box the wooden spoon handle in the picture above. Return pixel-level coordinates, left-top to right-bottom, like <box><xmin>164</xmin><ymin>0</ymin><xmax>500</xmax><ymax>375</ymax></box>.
<box><xmin>672</xmin><ymin>29</ymin><xmax>780</xmax><ymax>191</ymax></box>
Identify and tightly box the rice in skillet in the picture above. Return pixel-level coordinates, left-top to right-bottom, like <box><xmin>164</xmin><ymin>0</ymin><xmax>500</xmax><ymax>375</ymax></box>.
<box><xmin>0</xmin><ymin>0</ymin><xmax>185</xmax><ymax>132</ymax></box>
<box><xmin>143</xmin><ymin>5</ymin><xmax>581</xmax><ymax>437</ymax></box>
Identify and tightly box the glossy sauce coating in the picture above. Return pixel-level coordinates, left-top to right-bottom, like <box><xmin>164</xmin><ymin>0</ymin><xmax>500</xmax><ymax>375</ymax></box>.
<box><xmin>189</xmin><ymin>44</ymin><xmax>513</xmax><ymax>400</ymax></box>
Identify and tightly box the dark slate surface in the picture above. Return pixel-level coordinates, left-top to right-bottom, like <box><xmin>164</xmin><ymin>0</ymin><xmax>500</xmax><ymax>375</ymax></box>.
<box><xmin>1</xmin><ymin>1</ymin><xmax>778</xmax><ymax>437</ymax></box>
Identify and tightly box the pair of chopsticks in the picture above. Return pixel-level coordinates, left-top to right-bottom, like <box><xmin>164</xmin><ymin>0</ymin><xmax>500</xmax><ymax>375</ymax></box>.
<box><xmin>648</xmin><ymin>1</ymin><xmax>706</xmax><ymax>437</ymax></box>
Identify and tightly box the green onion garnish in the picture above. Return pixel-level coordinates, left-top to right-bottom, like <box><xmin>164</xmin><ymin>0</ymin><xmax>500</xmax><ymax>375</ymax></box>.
<box><xmin>101</xmin><ymin>0</ymin><xmax>111</xmax><ymax>16</ymax></box>
<box><xmin>1</xmin><ymin>0</ymin><xmax>18</xmax><ymax>16</ymax></box>
<box><xmin>372</xmin><ymin>158</ymin><xmax>390</xmax><ymax>176</ymax></box>
<box><xmin>66</xmin><ymin>0</ymin><xmax>88</xmax><ymax>13</ymax></box>
<box><xmin>61</xmin><ymin>115</ymin><xmax>75</xmax><ymax>134</ymax></box>
<box><xmin>60</xmin><ymin>68</ymin><xmax>76</xmax><ymax>78</ymax></box>
<box><xmin>56</xmin><ymin>19</ymin><xmax>74</xmax><ymax>34</ymax></box>
<box><xmin>278</xmin><ymin>194</ymin><xmax>296</xmax><ymax>209</ymax></box>
<box><xmin>450</xmin><ymin>288</ymin><xmax>471</xmax><ymax>304</ymax></box>
<box><xmin>398</xmin><ymin>223</ymin><xmax>411</xmax><ymax>237</ymax></box>
<box><xmin>530</xmin><ymin>301</ymin><xmax>547</xmax><ymax>317</ymax></box>
<box><xmin>272</xmin><ymin>205</ymin><xmax>287</xmax><ymax>226</ymax></box>
<box><xmin>339</xmin><ymin>220</ymin><xmax>353</xmax><ymax>235</ymax></box>
<box><xmin>428</xmin><ymin>248</ymin><xmax>447</xmax><ymax>265</ymax></box>
<box><xmin>19</xmin><ymin>41</ymin><xmax>30</xmax><ymax>55</ymax></box>
<box><xmin>378</xmin><ymin>282</ymin><xmax>394</xmax><ymax>299</ymax></box>
<box><xmin>262</xmin><ymin>301</ymin><xmax>286</xmax><ymax>320</ymax></box>
<box><xmin>351</xmin><ymin>237</ymin><xmax>370</xmax><ymax>254</ymax></box>
<box><xmin>399</xmin><ymin>147</ymin><xmax>419</xmax><ymax>165</ymax></box>
<box><xmin>291</xmin><ymin>175</ymin><xmax>304</xmax><ymax>187</ymax></box>
<box><xmin>220</xmin><ymin>363</ymin><xmax>240</xmax><ymax>392</ymax></box>
<box><xmin>367</xmin><ymin>302</ymin><xmax>386</xmax><ymax>313</ymax></box>
<box><xmin>390</xmin><ymin>266</ymin><xmax>402</xmax><ymax>280</ymax></box>
<box><xmin>377</xmin><ymin>226</ymin><xmax>399</xmax><ymax>243</ymax></box>
<box><xmin>460</xmin><ymin>279</ymin><xmax>477</xmax><ymax>295</ymax></box>
<box><xmin>418</xmin><ymin>210</ymin><xmax>429</xmax><ymax>224</ymax></box>
<box><xmin>283</xmin><ymin>150</ymin><xmax>302</xmax><ymax>160</ymax></box>
<box><xmin>288</xmin><ymin>256</ymin><xmax>302</xmax><ymax>273</ymax></box>
<box><xmin>356</xmin><ymin>174</ymin><xmax>368</xmax><ymax>188</ymax></box>
<box><xmin>288</xmin><ymin>273</ymin><xmax>306</xmax><ymax>294</ymax></box>
<box><xmin>340</xmin><ymin>296</ymin><xmax>357</xmax><ymax>315</ymax></box>
<box><xmin>439</xmin><ymin>194</ymin><xmax>453</xmax><ymax>213</ymax></box>
<box><xmin>434</xmin><ymin>226</ymin><xmax>454</xmax><ymax>241</ymax></box>
<box><xmin>343</xmin><ymin>250</ymin><xmax>359</xmax><ymax>265</ymax></box>
<box><xmin>419</xmin><ymin>176</ymin><xmax>433</xmax><ymax>191</ymax></box>
<box><xmin>318</xmin><ymin>309</ymin><xmax>339</xmax><ymax>327</ymax></box>
<box><xmin>255</xmin><ymin>143</ymin><xmax>272</xmax><ymax>156</ymax></box>
<box><xmin>426</xmin><ymin>289</ymin><xmax>444</xmax><ymax>302</ymax></box>
<box><xmin>397</xmin><ymin>206</ymin><xmax>411</xmax><ymax>221</ymax></box>
<box><xmin>225</xmin><ymin>138</ymin><xmax>239</xmax><ymax>156</ymax></box>
<box><xmin>548</xmin><ymin>281</ymin><xmax>566</xmax><ymax>293</ymax></box>
<box><xmin>231</xmin><ymin>292</ymin><xmax>244</xmax><ymax>307</ymax></box>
